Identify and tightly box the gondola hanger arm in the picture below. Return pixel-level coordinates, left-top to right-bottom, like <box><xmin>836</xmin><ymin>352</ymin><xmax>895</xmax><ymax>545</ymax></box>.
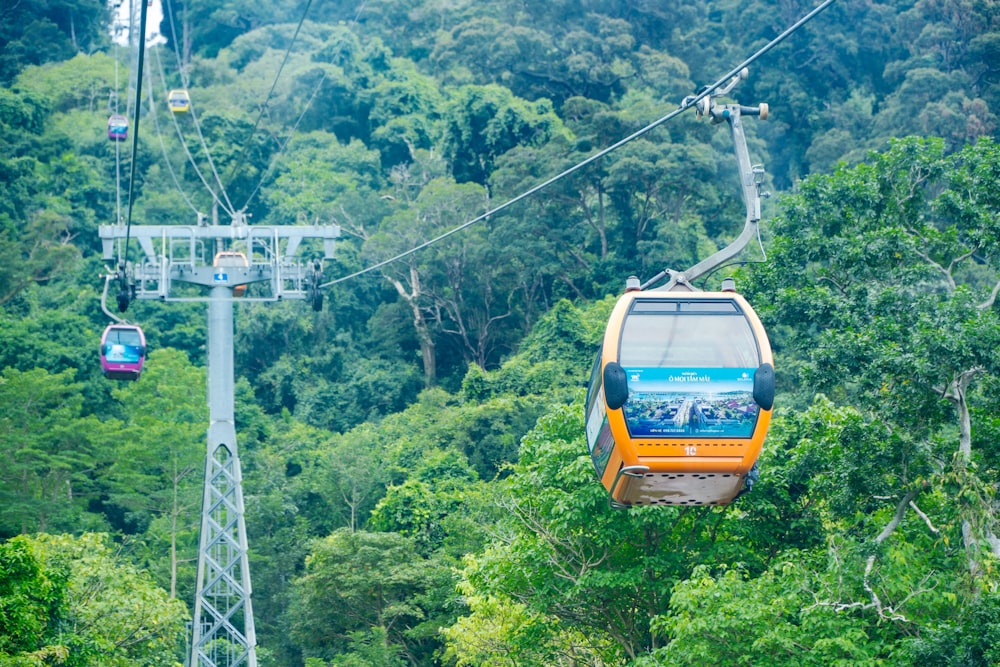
<box><xmin>645</xmin><ymin>69</ymin><xmax>770</xmax><ymax>292</ymax></box>
<box><xmin>100</xmin><ymin>272</ymin><xmax>128</xmax><ymax>323</ymax></box>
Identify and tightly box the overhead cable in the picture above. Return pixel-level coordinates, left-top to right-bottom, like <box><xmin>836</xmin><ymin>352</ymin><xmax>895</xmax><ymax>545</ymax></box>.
<box><xmin>121</xmin><ymin>0</ymin><xmax>152</xmax><ymax>268</ymax></box>
<box><xmin>321</xmin><ymin>0</ymin><xmax>837</xmax><ymax>287</ymax></box>
<box><xmin>240</xmin><ymin>69</ymin><xmax>330</xmax><ymax>211</ymax></box>
<box><xmin>151</xmin><ymin>45</ymin><xmax>232</xmax><ymax>215</ymax></box>
<box><xmin>156</xmin><ymin>0</ymin><xmax>236</xmax><ymax>215</ymax></box>
<box><xmin>145</xmin><ymin>55</ymin><xmax>202</xmax><ymax>215</ymax></box>
<box><xmin>226</xmin><ymin>0</ymin><xmax>316</xmax><ymax>199</ymax></box>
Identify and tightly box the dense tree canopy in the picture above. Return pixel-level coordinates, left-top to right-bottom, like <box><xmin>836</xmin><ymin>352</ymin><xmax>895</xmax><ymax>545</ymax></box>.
<box><xmin>2</xmin><ymin>0</ymin><xmax>1000</xmax><ymax>665</ymax></box>
<box><xmin>0</xmin><ymin>533</ymin><xmax>187</xmax><ymax>666</ymax></box>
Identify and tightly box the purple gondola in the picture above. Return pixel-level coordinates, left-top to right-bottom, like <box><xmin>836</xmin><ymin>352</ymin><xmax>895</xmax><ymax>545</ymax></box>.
<box><xmin>108</xmin><ymin>114</ymin><xmax>128</xmax><ymax>141</ymax></box>
<box><xmin>100</xmin><ymin>324</ymin><xmax>146</xmax><ymax>381</ymax></box>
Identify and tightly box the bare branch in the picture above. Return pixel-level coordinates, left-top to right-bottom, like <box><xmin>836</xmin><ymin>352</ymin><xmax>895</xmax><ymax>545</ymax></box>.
<box><xmin>987</xmin><ymin>529</ymin><xmax>1000</xmax><ymax>559</ymax></box>
<box><xmin>909</xmin><ymin>501</ymin><xmax>940</xmax><ymax>535</ymax></box>
<box><xmin>861</xmin><ymin>488</ymin><xmax>922</xmax><ymax>621</ymax></box>
<box><xmin>875</xmin><ymin>488</ymin><xmax>920</xmax><ymax>545</ymax></box>
<box><xmin>942</xmin><ymin>367</ymin><xmax>984</xmax><ymax>463</ymax></box>
<box><xmin>946</xmin><ymin>248</ymin><xmax>978</xmax><ymax>279</ymax></box>
<box><xmin>912</xmin><ymin>246</ymin><xmax>957</xmax><ymax>293</ymax></box>
<box><xmin>978</xmin><ymin>278</ymin><xmax>1000</xmax><ymax>310</ymax></box>
<box><xmin>806</xmin><ymin>489</ymin><xmax>924</xmax><ymax>621</ymax></box>
<box><xmin>334</xmin><ymin>204</ymin><xmax>368</xmax><ymax>241</ymax></box>
<box><xmin>817</xmin><ymin>274</ymin><xmax>849</xmax><ymax>295</ymax></box>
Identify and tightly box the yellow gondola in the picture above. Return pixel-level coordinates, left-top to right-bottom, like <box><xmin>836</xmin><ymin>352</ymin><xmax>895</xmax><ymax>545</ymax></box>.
<box><xmin>168</xmin><ymin>89</ymin><xmax>190</xmax><ymax>113</ymax></box>
<box><xmin>585</xmin><ymin>286</ymin><xmax>774</xmax><ymax>507</ymax></box>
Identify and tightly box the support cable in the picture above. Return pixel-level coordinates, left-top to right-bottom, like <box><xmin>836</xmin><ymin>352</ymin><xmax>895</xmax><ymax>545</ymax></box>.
<box><xmin>225</xmin><ymin>0</ymin><xmax>316</xmax><ymax>196</ymax></box>
<box><xmin>184</xmin><ymin>94</ymin><xmax>238</xmax><ymax>215</ymax></box>
<box><xmin>229</xmin><ymin>0</ymin><xmax>362</xmax><ymax>214</ymax></box>
<box><xmin>146</xmin><ymin>53</ymin><xmax>202</xmax><ymax>216</ymax></box>
<box><xmin>240</xmin><ymin>69</ymin><xmax>329</xmax><ymax>211</ymax></box>
<box><xmin>320</xmin><ymin>0</ymin><xmax>837</xmax><ymax>288</ymax></box>
<box><xmin>120</xmin><ymin>0</ymin><xmax>151</xmax><ymax>274</ymax></box>
<box><xmin>157</xmin><ymin>0</ymin><xmax>237</xmax><ymax>216</ymax></box>
<box><xmin>124</xmin><ymin>0</ymin><xmax>137</xmax><ymax>120</ymax></box>
<box><xmin>113</xmin><ymin>28</ymin><xmax>123</xmax><ymax>227</ymax></box>
<box><xmin>234</xmin><ymin>0</ymin><xmax>369</xmax><ymax>303</ymax></box>
<box><xmin>151</xmin><ymin>44</ymin><xmax>226</xmax><ymax>214</ymax></box>
<box><xmin>161</xmin><ymin>0</ymin><xmax>189</xmax><ymax>87</ymax></box>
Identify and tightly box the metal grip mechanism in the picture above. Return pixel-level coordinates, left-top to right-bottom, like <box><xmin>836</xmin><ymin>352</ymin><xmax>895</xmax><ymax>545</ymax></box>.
<box><xmin>650</xmin><ymin>68</ymin><xmax>769</xmax><ymax>292</ymax></box>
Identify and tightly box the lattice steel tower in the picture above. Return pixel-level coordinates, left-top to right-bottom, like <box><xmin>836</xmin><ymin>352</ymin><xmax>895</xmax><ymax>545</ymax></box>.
<box><xmin>100</xmin><ymin>217</ymin><xmax>339</xmax><ymax>667</ymax></box>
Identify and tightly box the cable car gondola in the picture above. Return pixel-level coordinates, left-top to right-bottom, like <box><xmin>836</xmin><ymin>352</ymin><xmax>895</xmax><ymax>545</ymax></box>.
<box><xmin>167</xmin><ymin>89</ymin><xmax>190</xmax><ymax>113</ymax></box>
<box><xmin>586</xmin><ymin>287</ymin><xmax>774</xmax><ymax>506</ymax></box>
<box><xmin>213</xmin><ymin>251</ymin><xmax>249</xmax><ymax>297</ymax></box>
<box><xmin>108</xmin><ymin>114</ymin><xmax>128</xmax><ymax>141</ymax></box>
<box><xmin>100</xmin><ymin>324</ymin><xmax>147</xmax><ymax>381</ymax></box>
<box><xmin>584</xmin><ymin>69</ymin><xmax>775</xmax><ymax>507</ymax></box>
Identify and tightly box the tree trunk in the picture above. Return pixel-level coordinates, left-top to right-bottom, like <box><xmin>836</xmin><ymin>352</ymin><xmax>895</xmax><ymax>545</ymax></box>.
<box><xmin>943</xmin><ymin>368</ymin><xmax>1000</xmax><ymax>572</ymax></box>
<box><xmin>171</xmin><ymin>472</ymin><xmax>179</xmax><ymax>599</ymax></box>
<box><xmin>389</xmin><ymin>270</ymin><xmax>436</xmax><ymax>387</ymax></box>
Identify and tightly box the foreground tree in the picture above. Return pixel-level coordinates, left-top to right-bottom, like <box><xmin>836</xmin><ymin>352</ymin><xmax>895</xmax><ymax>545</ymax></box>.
<box><xmin>0</xmin><ymin>368</ymin><xmax>107</xmax><ymax>536</ymax></box>
<box><xmin>451</xmin><ymin>404</ymin><xmax>730</xmax><ymax>663</ymax></box>
<box><xmin>105</xmin><ymin>348</ymin><xmax>207</xmax><ymax>599</ymax></box>
<box><xmin>364</xmin><ymin>175</ymin><xmax>492</xmax><ymax>385</ymax></box>
<box><xmin>0</xmin><ymin>533</ymin><xmax>187</xmax><ymax>666</ymax></box>
<box><xmin>749</xmin><ymin>136</ymin><xmax>1000</xmax><ymax>581</ymax></box>
<box><xmin>638</xmin><ymin>136</ymin><xmax>1000</xmax><ymax>666</ymax></box>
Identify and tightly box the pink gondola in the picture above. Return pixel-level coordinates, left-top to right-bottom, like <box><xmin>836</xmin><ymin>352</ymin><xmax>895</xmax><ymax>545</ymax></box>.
<box><xmin>100</xmin><ymin>324</ymin><xmax>146</xmax><ymax>381</ymax></box>
<box><xmin>108</xmin><ymin>114</ymin><xmax>128</xmax><ymax>141</ymax></box>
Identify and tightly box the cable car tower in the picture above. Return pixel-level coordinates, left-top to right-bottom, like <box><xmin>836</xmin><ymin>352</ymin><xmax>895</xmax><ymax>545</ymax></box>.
<box><xmin>100</xmin><ymin>214</ymin><xmax>339</xmax><ymax>667</ymax></box>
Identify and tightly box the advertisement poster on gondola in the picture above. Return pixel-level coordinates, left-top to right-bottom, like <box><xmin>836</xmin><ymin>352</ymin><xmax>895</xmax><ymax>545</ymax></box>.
<box><xmin>621</xmin><ymin>367</ymin><xmax>759</xmax><ymax>438</ymax></box>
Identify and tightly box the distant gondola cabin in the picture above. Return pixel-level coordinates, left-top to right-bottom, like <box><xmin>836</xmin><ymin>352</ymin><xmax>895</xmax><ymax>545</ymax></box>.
<box><xmin>108</xmin><ymin>114</ymin><xmax>128</xmax><ymax>141</ymax></box>
<box><xmin>213</xmin><ymin>251</ymin><xmax>249</xmax><ymax>297</ymax></box>
<box><xmin>100</xmin><ymin>324</ymin><xmax>146</xmax><ymax>381</ymax></box>
<box><xmin>167</xmin><ymin>89</ymin><xmax>190</xmax><ymax>113</ymax></box>
<box><xmin>586</xmin><ymin>289</ymin><xmax>774</xmax><ymax>507</ymax></box>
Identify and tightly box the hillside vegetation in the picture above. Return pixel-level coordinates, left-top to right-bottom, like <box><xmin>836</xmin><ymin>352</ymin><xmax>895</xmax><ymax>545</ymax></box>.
<box><xmin>2</xmin><ymin>0</ymin><xmax>1000</xmax><ymax>665</ymax></box>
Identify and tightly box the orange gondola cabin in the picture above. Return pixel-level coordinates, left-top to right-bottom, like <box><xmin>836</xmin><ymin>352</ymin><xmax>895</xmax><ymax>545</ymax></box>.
<box><xmin>585</xmin><ymin>288</ymin><xmax>774</xmax><ymax>507</ymax></box>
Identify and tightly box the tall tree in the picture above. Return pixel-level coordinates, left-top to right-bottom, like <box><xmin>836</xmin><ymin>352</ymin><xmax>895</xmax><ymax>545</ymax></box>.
<box><xmin>289</xmin><ymin>529</ymin><xmax>457</xmax><ymax>666</ymax></box>
<box><xmin>0</xmin><ymin>368</ymin><xmax>108</xmax><ymax>537</ymax></box>
<box><xmin>747</xmin><ymin>136</ymin><xmax>1000</xmax><ymax>593</ymax></box>
<box><xmin>440</xmin><ymin>83</ymin><xmax>568</xmax><ymax>185</ymax></box>
<box><xmin>364</xmin><ymin>175</ymin><xmax>491</xmax><ymax>384</ymax></box>
<box><xmin>455</xmin><ymin>403</ymin><xmax>734</xmax><ymax>661</ymax></box>
<box><xmin>105</xmin><ymin>347</ymin><xmax>206</xmax><ymax>599</ymax></box>
<box><xmin>0</xmin><ymin>0</ymin><xmax>106</xmax><ymax>85</ymax></box>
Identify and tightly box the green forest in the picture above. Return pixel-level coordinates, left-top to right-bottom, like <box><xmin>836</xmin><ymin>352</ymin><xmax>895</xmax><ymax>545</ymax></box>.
<box><xmin>2</xmin><ymin>0</ymin><xmax>1000</xmax><ymax>664</ymax></box>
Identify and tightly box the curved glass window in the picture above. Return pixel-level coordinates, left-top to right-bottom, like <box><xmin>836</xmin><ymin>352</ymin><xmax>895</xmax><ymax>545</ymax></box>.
<box><xmin>104</xmin><ymin>327</ymin><xmax>143</xmax><ymax>364</ymax></box>
<box><xmin>585</xmin><ymin>352</ymin><xmax>614</xmax><ymax>476</ymax></box>
<box><xmin>618</xmin><ymin>299</ymin><xmax>761</xmax><ymax>438</ymax></box>
<box><xmin>107</xmin><ymin>328</ymin><xmax>142</xmax><ymax>347</ymax></box>
<box><xmin>619</xmin><ymin>300</ymin><xmax>759</xmax><ymax>368</ymax></box>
